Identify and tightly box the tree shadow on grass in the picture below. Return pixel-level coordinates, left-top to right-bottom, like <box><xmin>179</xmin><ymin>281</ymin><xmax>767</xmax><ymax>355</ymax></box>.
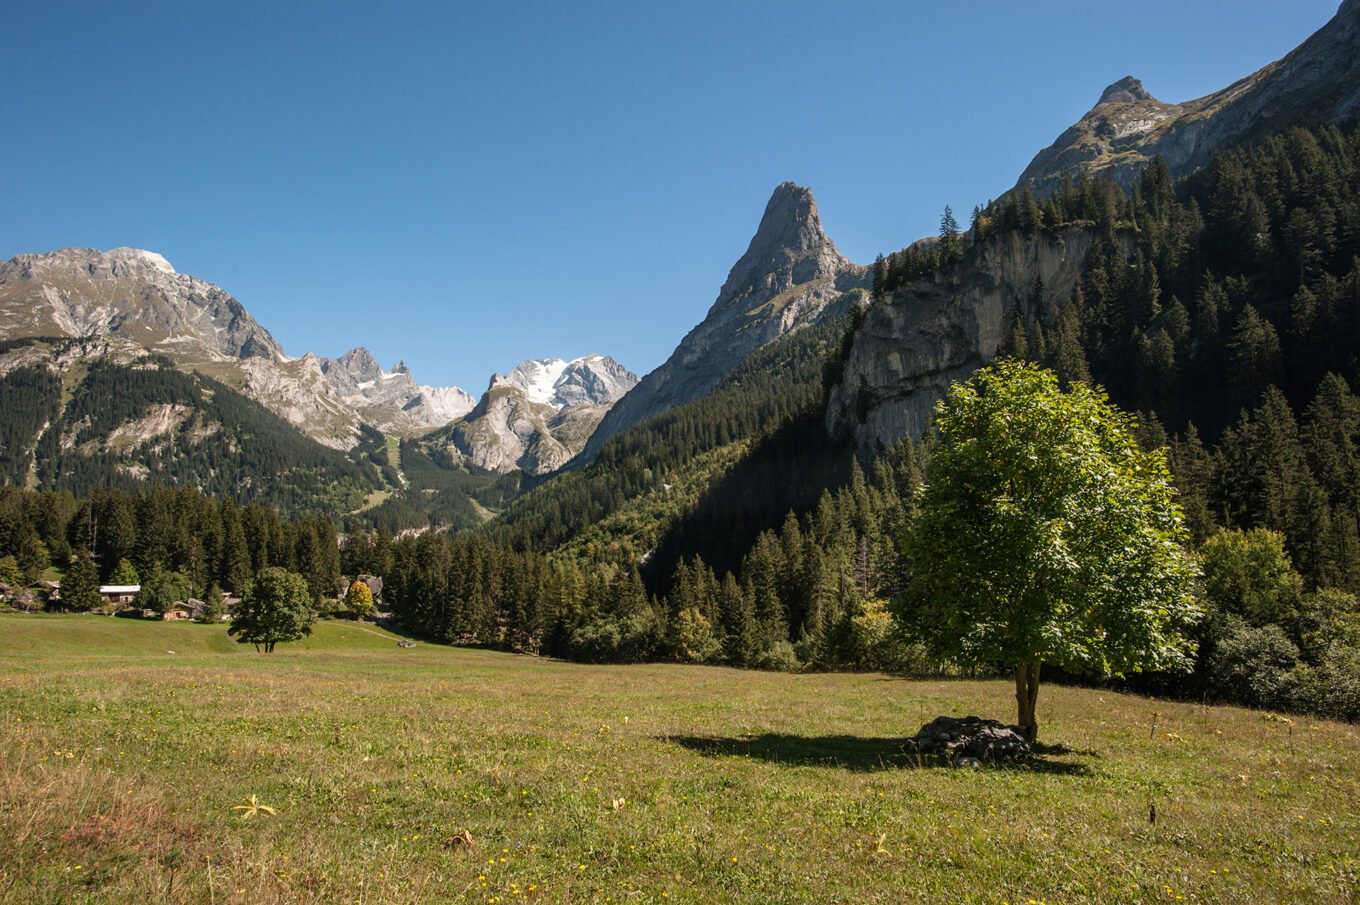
<box><xmin>665</xmin><ymin>734</ymin><xmax>1094</xmax><ymax>776</ymax></box>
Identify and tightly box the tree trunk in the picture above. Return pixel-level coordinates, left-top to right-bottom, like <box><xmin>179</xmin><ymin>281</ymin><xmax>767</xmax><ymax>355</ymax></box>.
<box><xmin>1015</xmin><ymin>659</ymin><xmax>1041</xmax><ymax>743</ymax></box>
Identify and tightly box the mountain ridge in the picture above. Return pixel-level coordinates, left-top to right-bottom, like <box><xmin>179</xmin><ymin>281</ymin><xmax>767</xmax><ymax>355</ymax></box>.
<box><xmin>0</xmin><ymin>248</ymin><xmax>478</xmax><ymax>448</ymax></box>
<box><xmin>426</xmin><ymin>354</ymin><xmax>638</xmax><ymax>475</ymax></box>
<box><xmin>1015</xmin><ymin>0</ymin><xmax>1360</xmax><ymax>193</ymax></box>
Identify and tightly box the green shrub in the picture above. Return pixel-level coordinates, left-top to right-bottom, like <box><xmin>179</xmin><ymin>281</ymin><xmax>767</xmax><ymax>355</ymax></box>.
<box><xmin>566</xmin><ymin>611</ymin><xmax>663</xmax><ymax>664</ymax></box>
<box><xmin>1286</xmin><ymin>644</ymin><xmax>1360</xmax><ymax>722</ymax></box>
<box><xmin>1205</xmin><ymin>617</ymin><xmax>1299</xmax><ymax>707</ymax></box>
<box><xmin>755</xmin><ymin>640</ymin><xmax>802</xmax><ymax>673</ymax></box>
<box><xmin>666</xmin><ymin>608</ymin><xmax>722</xmax><ymax>664</ymax></box>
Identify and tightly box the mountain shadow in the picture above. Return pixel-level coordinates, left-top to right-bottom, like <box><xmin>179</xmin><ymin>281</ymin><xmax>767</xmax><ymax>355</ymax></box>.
<box><xmin>642</xmin><ymin>407</ymin><xmax>856</xmax><ymax>594</ymax></box>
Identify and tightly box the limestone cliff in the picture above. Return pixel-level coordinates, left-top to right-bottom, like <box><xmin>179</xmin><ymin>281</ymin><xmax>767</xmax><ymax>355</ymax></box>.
<box><xmin>825</xmin><ymin>229</ymin><xmax>1123</xmax><ymax>452</ymax></box>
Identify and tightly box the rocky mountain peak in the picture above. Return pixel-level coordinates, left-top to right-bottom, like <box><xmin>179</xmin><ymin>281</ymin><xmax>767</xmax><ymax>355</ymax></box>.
<box><xmin>0</xmin><ymin>246</ymin><xmax>285</xmax><ymax>365</ymax></box>
<box><xmin>311</xmin><ymin>347</ymin><xmax>473</xmax><ymax>432</ymax></box>
<box><xmin>711</xmin><ymin>182</ymin><xmax>850</xmax><ymax>319</ymax></box>
<box><xmin>324</xmin><ymin>347</ymin><xmax>382</xmax><ymax>380</ymax></box>
<box><xmin>1097</xmin><ymin>76</ymin><xmax>1153</xmax><ymax>106</ymax></box>
<box><xmin>748</xmin><ymin>181</ymin><xmax>827</xmax><ymax>258</ymax></box>
<box><xmin>432</xmin><ymin>353</ymin><xmax>637</xmax><ymax>474</ymax></box>
<box><xmin>103</xmin><ymin>247</ymin><xmax>177</xmax><ymax>275</ymax></box>
<box><xmin>489</xmin><ymin>354</ymin><xmax>638</xmax><ymax>410</ymax></box>
<box><xmin>553</xmin><ymin>355</ymin><xmax>638</xmax><ymax>409</ymax></box>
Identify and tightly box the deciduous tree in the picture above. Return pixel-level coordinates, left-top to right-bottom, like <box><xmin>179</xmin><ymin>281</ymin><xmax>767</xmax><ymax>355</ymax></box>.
<box><xmin>894</xmin><ymin>360</ymin><xmax>1200</xmax><ymax>741</ymax></box>
<box><xmin>229</xmin><ymin>567</ymin><xmax>314</xmax><ymax>653</ymax></box>
<box><xmin>345</xmin><ymin>579</ymin><xmax>375</xmax><ymax>620</ymax></box>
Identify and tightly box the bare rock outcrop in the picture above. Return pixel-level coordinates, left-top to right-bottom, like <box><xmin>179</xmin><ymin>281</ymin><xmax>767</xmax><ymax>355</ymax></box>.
<box><xmin>908</xmin><ymin>716</ymin><xmax>1031</xmax><ymax>762</ymax></box>
<box><xmin>826</xmin><ymin>229</ymin><xmax>1117</xmax><ymax>452</ymax></box>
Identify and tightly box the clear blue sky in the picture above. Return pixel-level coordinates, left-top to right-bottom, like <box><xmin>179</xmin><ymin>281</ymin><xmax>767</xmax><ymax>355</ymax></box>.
<box><xmin>1</xmin><ymin>1</ymin><xmax>1340</xmax><ymax>393</ymax></box>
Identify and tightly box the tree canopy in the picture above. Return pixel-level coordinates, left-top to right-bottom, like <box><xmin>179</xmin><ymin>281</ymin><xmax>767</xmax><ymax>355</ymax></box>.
<box><xmin>229</xmin><ymin>567</ymin><xmax>315</xmax><ymax>653</ymax></box>
<box><xmin>894</xmin><ymin>360</ymin><xmax>1201</xmax><ymax>740</ymax></box>
<box><xmin>345</xmin><ymin>579</ymin><xmax>375</xmax><ymax>620</ymax></box>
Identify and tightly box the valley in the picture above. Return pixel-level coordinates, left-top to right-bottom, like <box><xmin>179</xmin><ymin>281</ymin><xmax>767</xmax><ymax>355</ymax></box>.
<box><xmin>3</xmin><ymin>3</ymin><xmax>1360</xmax><ymax>901</ymax></box>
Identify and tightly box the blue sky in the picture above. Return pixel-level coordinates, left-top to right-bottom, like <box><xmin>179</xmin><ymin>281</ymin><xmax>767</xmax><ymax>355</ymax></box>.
<box><xmin>1</xmin><ymin>1</ymin><xmax>1340</xmax><ymax>392</ymax></box>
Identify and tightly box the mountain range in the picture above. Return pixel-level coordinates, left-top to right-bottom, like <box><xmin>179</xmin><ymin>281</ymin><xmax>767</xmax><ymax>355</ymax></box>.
<box><xmin>1</xmin><ymin>0</ymin><xmax>1358</xmax><ymax>525</ymax></box>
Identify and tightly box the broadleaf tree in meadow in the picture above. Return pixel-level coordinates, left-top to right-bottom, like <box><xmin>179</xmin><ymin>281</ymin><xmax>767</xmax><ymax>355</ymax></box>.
<box><xmin>893</xmin><ymin>359</ymin><xmax>1201</xmax><ymax>742</ymax></box>
<box><xmin>229</xmin><ymin>567</ymin><xmax>314</xmax><ymax>653</ymax></box>
<box><xmin>345</xmin><ymin>579</ymin><xmax>375</xmax><ymax>620</ymax></box>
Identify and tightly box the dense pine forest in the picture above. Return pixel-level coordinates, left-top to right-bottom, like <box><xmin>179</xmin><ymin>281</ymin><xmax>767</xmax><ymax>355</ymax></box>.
<box><xmin>0</xmin><ymin>484</ymin><xmax>341</xmax><ymax>609</ymax></box>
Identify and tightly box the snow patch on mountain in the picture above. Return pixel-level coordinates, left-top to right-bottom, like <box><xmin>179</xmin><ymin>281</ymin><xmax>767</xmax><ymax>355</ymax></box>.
<box><xmin>490</xmin><ymin>354</ymin><xmax>638</xmax><ymax>410</ymax></box>
<box><xmin>495</xmin><ymin>358</ymin><xmax>572</xmax><ymax>406</ymax></box>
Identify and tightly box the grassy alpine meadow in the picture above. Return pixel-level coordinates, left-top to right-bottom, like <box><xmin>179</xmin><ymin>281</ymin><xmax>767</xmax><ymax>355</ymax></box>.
<box><xmin>1</xmin><ymin>616</ymin><xmax>1357</xmax><ymax>904</ymax></box>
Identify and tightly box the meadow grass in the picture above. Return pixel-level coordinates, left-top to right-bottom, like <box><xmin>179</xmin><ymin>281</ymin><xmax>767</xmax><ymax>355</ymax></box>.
<box><xmin>0</xmin><ymin>614</ymin><xmax>1357</xmax><ymax>903</ymax></box>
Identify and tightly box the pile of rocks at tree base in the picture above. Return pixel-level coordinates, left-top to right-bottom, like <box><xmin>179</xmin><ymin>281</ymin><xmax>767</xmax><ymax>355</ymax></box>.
<box><xmin>907</xmin><ymin>716</ymin><xmax>1031</xmax><ymax>763</ymax></box>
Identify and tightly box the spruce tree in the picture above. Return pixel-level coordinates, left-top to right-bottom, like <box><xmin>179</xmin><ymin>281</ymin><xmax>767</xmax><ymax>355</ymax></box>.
<box><xmin>62</xmin><ymin>549</ymin><xmax>101</xmax><ymax>612</ymax></box>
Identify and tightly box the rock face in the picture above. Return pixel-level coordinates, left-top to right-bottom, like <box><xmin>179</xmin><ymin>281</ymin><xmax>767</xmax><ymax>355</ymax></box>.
<box><xmin>429</xmin><ymin>355</ymin><xmax>638</xmax><ymax>474</ymax></box>
<box><xmin>581</xmin><ymin>182</ymin><xmax>868</xmax><ymax>460</ymax></box>
<box><xmin>1015</xmin><ymin>0</ymin><xmax>1360</xmax><ymax>193</ymax></box>
<box><xmin>0</xmin><ymin>248</ymin><xmax>473</xmax><ymax>448</ymax></box>
<box><xmin>0</xmin><ymin>247</ymin><xmax>283</xmax><ymax>363</ymax></box>
<box><xmin>318</xmin><ymin>348</ymin><xmax>475</xmax><ymax>432</ymax></box>
<box><xmin>907</xmin><ymin>716</ymin><xmax>1031</xmax><ymax>762</ymax></box>
<box><xmin>826</xmin><ymin>228</ymin><xmax>1117</xmax><ymax>452</ymax></box>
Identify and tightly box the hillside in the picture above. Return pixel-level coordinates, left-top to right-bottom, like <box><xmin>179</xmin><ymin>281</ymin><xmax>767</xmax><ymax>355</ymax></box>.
<box><xmin>487</xmin><ymin>308</ymin><xmax>859</xmax><ymax>562</ymax></box>
<box><xmin>0</xmin><ymin>338</ymin><xmax>381</xmax><ymax>514</ymax></box>
<box><xmin>0</xmin><ymin>247</ymin><xmax>477</xmax><ymax>448</ymax></box>
<box><xmin>2</xmin><ymin>615</ymin><xmax>1357</xmax><ymax>904</ymax></box>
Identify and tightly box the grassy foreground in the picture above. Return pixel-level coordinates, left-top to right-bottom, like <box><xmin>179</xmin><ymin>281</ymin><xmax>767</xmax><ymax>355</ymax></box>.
<box><xmin>1</xmin><ymin>616</ymin><xmax>1357</xmax><ymax>904</ymax></box>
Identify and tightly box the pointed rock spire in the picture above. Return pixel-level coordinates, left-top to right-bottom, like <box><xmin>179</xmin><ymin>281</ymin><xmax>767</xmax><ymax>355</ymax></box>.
<box><xmin>746</xmin><ymin>181</ymin><xmax>829</xmax><ymax>258</ymax></box>
<box><xmin>579</xmin><ymin>181</ymin><xmax>867</xmax><ymax>461</ymax></box>
<box><xmin>1097</xmin><ymin>76</ymin><xmax>1154</xmax><ymax>106</ymax></box>
<box><xmin>713</xmin><ymin>182</ymin><xmax>849</xmax><ymax>315</ymax></box>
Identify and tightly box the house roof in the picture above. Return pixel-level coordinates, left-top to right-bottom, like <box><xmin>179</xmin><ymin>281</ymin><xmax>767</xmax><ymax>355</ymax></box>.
<box><xmin>99</xmin><ymin>585</ymin><xmax>141</xmax><ymax>594</ymax></box>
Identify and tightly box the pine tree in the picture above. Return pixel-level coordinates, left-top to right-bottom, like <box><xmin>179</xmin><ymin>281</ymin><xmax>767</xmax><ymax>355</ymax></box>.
<box><xmin>62</xmin><ymin>549</ymin><xmax>101</xmax><ymax>612</ymax></box>
<box><xmin>109</xmin><ymin>558</ymin><xmax>140</xmax><ymax>586</ymax></box>
<box><xmin>220</xmin><ymin>499</ymin><xmax>253</xmax><ymax>595</ymax></box>
<box><xmin>939</xmin><ymin>205</ymin><xmax>961</xmax><ymax>262</ymax></box>
<box><xmin>719</xmin><ymin>572</ymin><xmax>758</xmax><ymax>666</ymax></box>
<box><xmin>1227</xmin><ymin>306</ymin><xmax>1283</xmax><ymax>408</ymax></box>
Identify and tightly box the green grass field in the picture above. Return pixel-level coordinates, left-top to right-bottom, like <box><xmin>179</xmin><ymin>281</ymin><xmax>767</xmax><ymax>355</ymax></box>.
<box><xmin>1</xmin><ymin>615</ymin><xmax>1357</xmax><ymax>904</ymax></box>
